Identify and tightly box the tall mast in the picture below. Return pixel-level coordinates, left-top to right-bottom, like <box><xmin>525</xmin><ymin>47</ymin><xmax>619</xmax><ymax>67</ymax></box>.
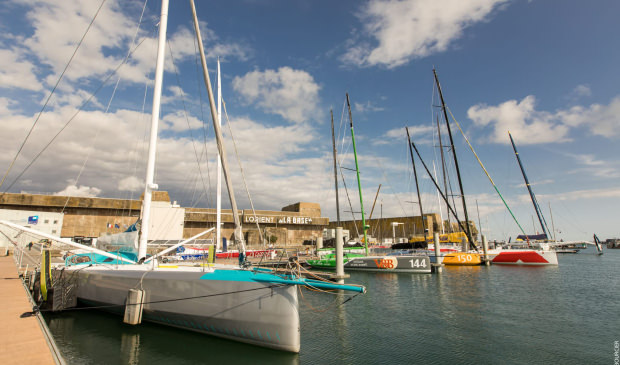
<box><xmin>346</xmin><ymin>93</ymin><xmax>368</xmax><ymax>256</ymax></box>
<box><xmin>409</xmin><ymin>136</ymin><xmax>478</xmax><ymax>250</ymax></box>
<box><xmin>191</xmin><ymin>0</ymin><xmax>245</xmax><ymax>255</ymax></box>
<box><xmin>406</xmin><ymin>127</ymin><xmax>426</xmax><ymax>243</ymax></box>
<box><xmin>138</xmin><ymin>0</ymin><xmax>169</xmax><ymax>261</ymax></box>
<box><xmin>216</xmin><ymin>58</ymin><xmax>222</xmax><ymax>251</ymax></box>
<box><xmin>436</xmin><ymin>114</ymin><xmax>452</xmax><ymax>232</ymax></box>
<box><xmin>331</xmin><ymin>109</ymin><xmax>341</xmax><ymax>226</ymax></box>
<box><xmin>508</xmin><ymin>131</ymin><xmax>551</xmax><ymax>238</ymax></box>
<box><xmin>432</xmin><ymin>161</ymin><xmax>445</xmax><ymax>234</ymax></box>
<box><xmin>433</xmin><ymin>68</ymin><xmax>475</xmax><ymax>248</ymax></box>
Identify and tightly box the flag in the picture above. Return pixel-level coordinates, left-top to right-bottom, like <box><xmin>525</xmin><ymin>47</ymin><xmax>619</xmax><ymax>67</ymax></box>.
<box><xmin>114</xmin><ymin>224</ymin><xmax>120</xmax><ymax>229</ymax></box>
<box><xmin>107</xmin><ymin>223</ymin><xmax>112</xmax><ymax>228</ymax></box>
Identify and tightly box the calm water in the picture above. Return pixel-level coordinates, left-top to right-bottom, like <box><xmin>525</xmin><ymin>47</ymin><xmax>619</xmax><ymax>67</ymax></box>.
<box><xmin>44</xmin><ymin>247</ymin><xmax>619</xmax><ymax>364</ymax></box>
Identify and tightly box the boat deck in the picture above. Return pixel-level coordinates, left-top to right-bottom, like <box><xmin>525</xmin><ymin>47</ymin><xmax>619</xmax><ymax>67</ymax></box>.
<box><xmin>0</xmin><ymin>254</ymin><xmax>56</xmax><ymax>365</ymax></box>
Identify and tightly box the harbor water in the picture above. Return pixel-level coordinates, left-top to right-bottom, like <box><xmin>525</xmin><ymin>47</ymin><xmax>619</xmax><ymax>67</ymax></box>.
<box><xmin>44</xmin><ymin>247</ymin><xmax>619</xmax><ymax>364</ymax></box>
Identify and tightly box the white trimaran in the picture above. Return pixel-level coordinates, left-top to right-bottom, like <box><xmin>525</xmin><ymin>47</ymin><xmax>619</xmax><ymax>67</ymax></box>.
<box><xmin>0</xmin><ymin>0</ymin><xmax>364</xmax><ymax>352</ymax></box>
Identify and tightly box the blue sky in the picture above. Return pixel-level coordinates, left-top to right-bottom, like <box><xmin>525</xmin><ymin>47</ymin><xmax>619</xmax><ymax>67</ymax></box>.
<box><xmin>0</xmin><ymin>0</ymin><xmax>618</xmax><ymax>241</ymax></box>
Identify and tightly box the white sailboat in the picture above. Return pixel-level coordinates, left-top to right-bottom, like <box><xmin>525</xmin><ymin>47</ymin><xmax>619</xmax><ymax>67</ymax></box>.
<box><xmin>0</xmin><ymin>0</ymin><xmax>364</xmax><ymax>353</ymax></box>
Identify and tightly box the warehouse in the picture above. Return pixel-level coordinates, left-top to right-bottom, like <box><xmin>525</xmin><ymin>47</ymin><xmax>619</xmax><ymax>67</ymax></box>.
<box><xmin>0</xmin><ymin>192</ymin><xmax>329</xmax><ymax>249</ymax></box>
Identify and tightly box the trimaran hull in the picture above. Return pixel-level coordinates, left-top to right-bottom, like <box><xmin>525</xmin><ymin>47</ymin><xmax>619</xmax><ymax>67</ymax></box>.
<box><xmin>308</xmin><ymin>255</ymin><xmax>431</xmax><ymax>273</ymax></box>
<box><xmin>71</xmin><ymin>266</ymin><xmax>300</xmax><ymax>352</ymax></box>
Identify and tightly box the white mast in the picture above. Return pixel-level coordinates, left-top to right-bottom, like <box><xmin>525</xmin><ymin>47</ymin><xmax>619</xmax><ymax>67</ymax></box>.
<box><xmin>433</xmin><ymin>161</ymin><xmax>445</xmax><ymax>234</ymax></box>
<box><xmin>216</xmin><ymin>58</ymin><xmax>222</xmax><ymax>251</ymax></box>
<box><xmin>138</xmin><ymin>0</ymin><xmax>169</xmax><ymax>261</ymax></box>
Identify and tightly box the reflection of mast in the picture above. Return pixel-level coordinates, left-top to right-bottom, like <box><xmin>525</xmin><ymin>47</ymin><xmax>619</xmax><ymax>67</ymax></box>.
<box><xmin>433</xmin><ymin>68</ymin><xmax>474</xmax><ymax>248</ymax></box>
<box><xmin>406</xmin><ymin>127</ymin><xmax>426</xmax><ymax>243</ymax></box>
<box><xmin>331</xmin><ymin>109</ymin><xmax>341</xmax><ymax>226</ymax></box>
<box><xmin>508</xmin><ymin>131</ymin><xmax>551</xmax><ymax>238</ymax></box>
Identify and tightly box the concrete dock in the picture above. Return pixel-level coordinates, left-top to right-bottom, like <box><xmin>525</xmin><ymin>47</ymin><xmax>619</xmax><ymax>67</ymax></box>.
<box><xmin>0</xmin><ymin>255</ymin><xmax>56</xmax><ymax>365</ymax></box>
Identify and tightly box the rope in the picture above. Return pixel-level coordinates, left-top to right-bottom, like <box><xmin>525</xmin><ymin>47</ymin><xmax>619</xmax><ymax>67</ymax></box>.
<box><xmin>446</xmin><ymin>107</ymin><xmax>527</xmax><ymax>238</ymax></box>
<box><xmin>32</xmin><ymin>283</ymin><xmax>287</xmax><ymax>314</ymax></box>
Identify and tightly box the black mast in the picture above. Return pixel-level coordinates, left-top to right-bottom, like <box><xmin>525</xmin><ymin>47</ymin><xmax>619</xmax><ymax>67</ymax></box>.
<box><xmin>331</xmin><ymin>109</ymin><xmax>341</xmax><ymax>225</ymax></box>
<box><xmin>433</xmin><ymin>68</ymin><xmax>475</xmax><ymax>248</ymax></box>
<box><xmin>508</xmin><ymin>131</ymin><xmax>551</xmax><ymax>239</ymax></box>
<box><xmin>406</xmin><ymin>127</ymin><xmax>427</xmax><ymax>244</ymax></box>
<box><xmin>409</xmin><ymin>136</ymin><xmax>478</xmax><ymax>250</ymax></box>
<box><xmin>435</xmin><ymin>114</ymin><xmax>453</xmax><ymax>232</ymax></box>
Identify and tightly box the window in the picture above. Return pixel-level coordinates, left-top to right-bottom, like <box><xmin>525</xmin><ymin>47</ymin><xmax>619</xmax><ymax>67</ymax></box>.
<box><xmin>53</xmin><ymin>220</ymin><xmax>58</xmax><ymax>224</ymax></box>
<box><xmin>52</xmin><ymin>230</ymin><xmax>57</xmax><ymax>234</ymax></box>
<box><xmin>44</xmin><ymin>219</ymin><xmax>49</xmax><ymax>224</ymax></box>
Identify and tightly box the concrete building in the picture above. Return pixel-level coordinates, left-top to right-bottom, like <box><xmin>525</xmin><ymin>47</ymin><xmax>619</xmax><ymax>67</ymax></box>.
<box><xmin>327</xmin><ymin>212</ymin><xmax>478</xmax><ymax>244</ymax></box>
<box><xmin>0</xmin><ymin>192</ymin><xmax>329</xmax><ymax>248</ymax></box>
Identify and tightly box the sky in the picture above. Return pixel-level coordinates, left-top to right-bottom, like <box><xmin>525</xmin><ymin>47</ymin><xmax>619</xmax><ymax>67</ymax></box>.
<box><xmin>0</xmin><ymin>0</ymin><xmax>619</xmax><ymax>242</ymax></box>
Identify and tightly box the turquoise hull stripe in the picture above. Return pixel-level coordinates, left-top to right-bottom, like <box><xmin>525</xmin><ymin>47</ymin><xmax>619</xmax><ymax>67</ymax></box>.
<box><xmin>199</xmin><ymin>270</ymin><xmax>365</xmax><ymax>293</ymax></box>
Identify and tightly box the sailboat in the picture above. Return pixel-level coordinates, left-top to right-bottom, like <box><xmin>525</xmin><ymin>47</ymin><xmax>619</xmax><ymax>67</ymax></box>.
<box><xmin>593</xmin><ymin>234</ymin><xmax>604</xmax><ymax>255</ymax></box>
<box><xmin>403</xmin><ymin>70</ymin><xmax>482</xmax><ymax>266</ymax></box>
<box><xmin>490</xmin><ymin>132</ymin><xmax>558</xmax><ymax>265</ymax></box>
<box><xmin>307</xmin><ymin>94</ymin><xmax>431</xmax><ymax>273</ymax></box>
<box><xmin>0</xmin><ymin>0</ymin><xmax>365</xmax><ymax>353</ymax></box>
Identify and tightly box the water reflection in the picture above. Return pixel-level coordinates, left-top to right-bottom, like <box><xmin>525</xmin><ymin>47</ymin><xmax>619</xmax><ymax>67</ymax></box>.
<box><xmin>44</xmin><ymin>309</ymin><xmax>299</xmax><ymax>365</ymax></box>
<box><xmin>120</xmin><ymin>333</ymin><xmax>140</xmax><ymax>365</ymax></box>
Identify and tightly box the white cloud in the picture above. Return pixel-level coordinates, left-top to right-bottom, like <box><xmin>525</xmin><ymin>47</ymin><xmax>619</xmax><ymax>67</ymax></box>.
<box><xmin>512</xmin><ymin>179</ymin><xmax>555</xmax><ymax>189</ymax></box>
<box><xmin>23</xmin><ymin>0</ymin><xmax>139</xmax><ymax>83</ymax></box>
<box><xmin>0</xmin><ymin>97</ymin><xmax>18</xmax><ymax>116</ymax></box>
<box><xmin>570</xmin><ymin>84</ymin><xmax>591</xmax><ymax>99</ymax></box>
<box><xmin>232</xmin><ymin>67</ymin><xmax>321</xmax><ymax>123</ymax></box>
<box><xmin>467</xmin><ymin>95</ymin><xmax>571</xmax><ymax>144</ymax></box>
<box><xmin>374</xmin><ymin>125</ymin><xmax>434</xmax><ymax>146</ymax></box>
<box><xmin>468</xmin><ymin>95</ymin><xmax>620</xmax><ymax>144</ymax></box>
<box><xmin>0</xmin><ymin>48</ymin><xmax>42</xmax><ymax>91</ymax></box>
<box><xmin>161</xmin><ymin>111</ymin><xmax>204</xmax><ymax>132</ymax></box>
<box><xmin>54</xmin><ymin>183</ymin><xmax>102</xmax><ymax>197</ymax></box>
<box><xmin>565</xmin><ymin>153</ymin><xmax>620</xmax><ymax>179</ymax></box>
<box><xmin>556</xmin><ymin>96</ymin><xmax>620</xmax><ymax>138</ymax></box>
<box><xmin>118</xmin><ymin>176</ymin><xmax>142</xmax><ymax>192</ymax></box>
<box><xmin>341</xmin><ymin>0</ymin><xmax>510</xmax><ymax>68</ymax></box>
<box><xmin>569</xmin><ymin>153</ymin><xmax>604</xmax><ymax>167</ymax></box>
<box><xmin>540</xmin><ymin>187</ymin><xmax>620</xmax><ymax>202</ymax></box>
<box><xmin>2</xmin><ymin>0</ymin><xmax>248</xmax><ymax>105</ymax></box>
<box><xmin>354</xmin><ymin>101</ymin><xmax>385</xmax><ymax>113</ymax></box>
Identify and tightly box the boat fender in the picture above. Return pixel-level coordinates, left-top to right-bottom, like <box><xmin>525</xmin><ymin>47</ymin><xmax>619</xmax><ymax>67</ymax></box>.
<box><xmin>123</xmin><ymin>289</ymin><xmax>144</xmax><ymax>325</ymax></box>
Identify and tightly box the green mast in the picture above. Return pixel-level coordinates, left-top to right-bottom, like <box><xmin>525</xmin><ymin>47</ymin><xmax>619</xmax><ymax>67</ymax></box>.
<box><xmin>346</xmin><ymin>93</ymin><xmax>369</xmax><ymax>256</ymax></box>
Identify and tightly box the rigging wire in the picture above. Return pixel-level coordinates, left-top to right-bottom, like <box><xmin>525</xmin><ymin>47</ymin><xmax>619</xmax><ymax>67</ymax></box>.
<box><xmin>2</xmin><ymin>37</ymin><xmax>149</xmax><ymax>193</ymax></box>
<box><xmin>221</xmin><ymin>98</ymin><xmax>265</xmax><ymax>245</ymax></box>
<box><xmin>61</xmin><ymin>0</ymin><xmax>151</xmax><ymax>216</ymax></box>
<box><xmin>167</xmin><ymin>40</ymin><xmax>212</xmax><ymax>207</ymax></box>
<box><xmin>189</xmin><ymin>33</ymin><xmax>213</xmax><ymax>208</ymax></box>
<box><xmin>446</xmin><ymin>107</ymin><xmax>527</xmax><ymax>237</ymax></box>
<box><xmin>0</xmin><ymin>0</ymin><xmax>109</xmax><ymax>191</ymax></box>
